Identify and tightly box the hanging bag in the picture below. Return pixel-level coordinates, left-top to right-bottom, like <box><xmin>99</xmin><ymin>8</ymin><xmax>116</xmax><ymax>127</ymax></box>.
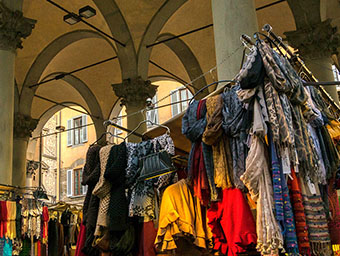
<box><xmin>137</xmin><ymin>150</ymin><xmax>175</xmax><ymax>181</ymax></box>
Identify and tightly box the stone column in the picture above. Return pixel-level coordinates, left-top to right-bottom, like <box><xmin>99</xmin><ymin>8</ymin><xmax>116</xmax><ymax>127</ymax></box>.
<box><xmin>285</xmin><ymin>19</ymin><xmax>340</xmax><ymax>105</ymax></box>
<box><xmin>0</xmin><ymin>1</ymin><xmax>36</xmax><ymax>185</ymax></box>
<box><xmin>13</xmin><ymin>113</ymin><xmax>38</xmax><ymax>187</ymax></box>
<box><xmin>211</xmin><ymin>0</ymin><xmax>258</xmax><ymax>89</ymax></box>
<box><xmin>112</xmin><ymin>77</ymin><xmax>157</xmax><ymax>142</ymax></box>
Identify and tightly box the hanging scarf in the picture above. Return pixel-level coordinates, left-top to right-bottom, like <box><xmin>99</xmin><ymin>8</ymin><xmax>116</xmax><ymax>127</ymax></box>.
<box><xmin>182</xmin><ymin>99</ymin><xmax>217</xmax><ymax>202</ymax></box>
<box><xmin>269</xmin><ymin>136</ymin><xmax>299</xmax><ymax>255</ymax></box>
<box><xmin>299</xmin><ymin>178</ymin><xmax>333</xmax><ymax>256</ymax></box>
<box><xmin>241</xmin><ymin>135</ymin><xmax>284</xmax><ymax>255</ymax></box>
<box><xmin>222</xmin><ymin>85</ymin><xmax>248</xmax><ymax>190</ymax></box>
<box><xmin>287</xmin><ymin>169</ymin><xmax>311</xmax><ymax>256</ymax></box>
<box><xmin>203</xmin><ymin>94</ymin><xmax>233</xmax><ymax>190</ymax></box>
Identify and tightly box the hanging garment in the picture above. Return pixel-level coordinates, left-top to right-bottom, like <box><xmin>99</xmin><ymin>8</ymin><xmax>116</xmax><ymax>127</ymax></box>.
<box><xmin>269</xmin><ymin>138</ymin><xmax>299</xmax><ymax>255</ymax></box>
<box><xmin>75</xmin><ymin>223</ymin><xmax>87</xmax><ymax>256</ymax></box>
<box><xmin>19</xmin><ymin>238</ymin><xmax>31</xmax><ymax>256</ymax></box>
<box><xmin>237</xmin><ymin>46</ymin><xmax>265</xmax><ymax>90</ymax></box>
<box><xmin>127</xmin><ymin>134</ymin><xmax>175</xmax><ymax>221</ymax></box>
<box><xmin>93</xmin><ymin>145</ymin><xmax>114</xmax><ymax>236</ymax></box>
<box><xmin>6</xmin><ymin>201</ymin><xmax>16</xmax><ymax>240</ymax></box>
<box><xmin>0</xmin><ymin>238</ymin><xmax>4</xmax><ymax>255</ymax></box>
<box><xmin>182</xmin><ymin>99</ymin><xmax>217</xmax><ymax>201</ymax></box>
<box><xmin>202</xmin><ymin>94</ymin><xmax>233</xmax><ymax>190</ymax></box>
<box><xmin>299</xmin><ymin>177</ymin><xmax>333</xmax><ymax>256</ymax></box>
<box><xmin>222</xmin><ymin>85</ymin><xmax>248</xmax><ymax>190</ymax></box>
<box><xmin>207</xmin><ymin>188</ymin><xmax>257</xmax><ymax>256</ymax></box>
<box><xmin>241</xmin><ymin>135</ymin><xmax>284</xmax><ymax>255</ymax></box>
<box><xmin>327</xmin><ymin>178</ymin><xmax>340</xmax><ymax>245</ymax></box>
<box><xmin>287</xmin><ymin>169</ymin><xmax>311</xmax><ymax>256</ymax></box>
<box><xmin>3</xmin><ymin>238</ymin><xmax>12</xmax><ymax>256</ymax></box>
<box><xmin>0</xmin><ymin>201</ymin><xmax>7</xmax><ymax>238</ymax></box>
<box><xmin>155</xmin><ymin>179</ymin><xmax>212</xmax><ymax>252</ymax></box>
<box><xmin>136</xmin><ymin>221</ymin><xmax>157</xmax><ymax>256</ymax></box>
<box><xmin>42</xmin><ymin>206</ymin><xmax>49</xmax><ymax>244</ymax></box>
<box><xmin>81</xmin><ymin>144</ymin><xmax>101</xmax><ymax>256</ymax></box>
<box><xmin>104</xmin><ymin>142</ymin><xmax>128</xmax><ymax>232</ymax></box>
<box><xmin>16</xmin><ymin>200</ymin><xmax>22</xmax><ymax>241</ymax></box>
<box><xmin>48</xmin><ymin>219</ymin><xmax>58</xmax><ymax>256</ymax></box>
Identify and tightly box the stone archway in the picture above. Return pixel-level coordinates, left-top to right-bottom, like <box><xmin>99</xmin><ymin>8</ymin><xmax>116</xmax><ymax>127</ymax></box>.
<box><xmin>137</xmin><ymin>0</ymin><xmax>188</xmax><ymax>79</ymax></box>
<box><xmin>92</xmin><ymin>0</ymin><xmax>138</xmax><ymax>79</ymax></box>
<box><xmin>155</xmin><ymin>33</ymin><xmax>207</xmax><ymax>93</ymax></box>
<box><xmin>20</xmin><ymin>29</ymin><xmax>116</xmax><ymax>116</ymax></box>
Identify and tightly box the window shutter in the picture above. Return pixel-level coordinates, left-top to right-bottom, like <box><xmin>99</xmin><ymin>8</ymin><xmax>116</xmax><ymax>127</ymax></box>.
<box><xmin>67</xmin><ymin>119</ymin><xmax>73</xmax><ymax>146</ymax></box>
<box><xmin>171</xmin><ymin>90</ymin><xmax>180</xmax><ymax>116</ymax></box>
<box><xmin>67</xmin><ymin>169</ymin><xmax>73</xmax><ymax>197</ymax></box>
<box><xmin>81</xmin><ymin>115</ymin><xmax>88</xmax><ymax>143</ymax></box>
<box><xmin>81</xmin><ymin>167</ymin><xmax>87</xmax><ymax>195</ymax></box>
<box><xmin>181</xmin><ymin>89</ymin><xmax>188</xmax><ymax>111</ymax></box>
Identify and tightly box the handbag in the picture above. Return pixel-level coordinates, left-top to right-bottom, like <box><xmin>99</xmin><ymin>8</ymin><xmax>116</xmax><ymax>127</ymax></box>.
<box><xmin>137</xmin><ymin>150</ymin><xmax>175</xmax><ymax>181</ymax></box>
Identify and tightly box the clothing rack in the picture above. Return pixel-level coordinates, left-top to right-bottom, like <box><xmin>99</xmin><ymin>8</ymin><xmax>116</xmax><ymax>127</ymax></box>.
<box><xmin>262</xmin><ymin>24</ymin><xmax>340</xmax><ymax>113</ymax></box>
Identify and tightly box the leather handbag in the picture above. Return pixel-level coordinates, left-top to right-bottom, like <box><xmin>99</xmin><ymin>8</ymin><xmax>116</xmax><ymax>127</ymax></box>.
<box><xmin>137</xmin><ymin>150</ymin><xmax>175</xmax><ymax>181</ymax></box>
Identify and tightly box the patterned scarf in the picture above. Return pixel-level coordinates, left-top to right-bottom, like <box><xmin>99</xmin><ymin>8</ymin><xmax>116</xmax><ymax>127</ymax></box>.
<box><xmin>269</xmin><ymin>137</ymin><xmax>299</xmax><ymax>255</ymax></box>
<box><xmin>287</xmin><ymin>169</ymin><xmax>311</xmax><ymax>256</ymax></box>
<box><xmin>258</xmin><ymin>42</ymin><xmax>293</xmax><ymax>152</ymax></box>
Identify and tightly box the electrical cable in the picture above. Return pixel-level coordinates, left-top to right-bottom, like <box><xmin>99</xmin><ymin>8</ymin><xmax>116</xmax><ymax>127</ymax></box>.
<box><xmin>29</xmin><ymin>56</ymin><xmax>118</xmax><ymax>88</ymax></box>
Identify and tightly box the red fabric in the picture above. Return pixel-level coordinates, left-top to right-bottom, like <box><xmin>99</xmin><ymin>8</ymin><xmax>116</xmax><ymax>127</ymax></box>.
<box><xmin>0</xmin><ymin>201</ymin><xmax>7</xmax><ymax>238</ymax></box>
<box><xmin>75</xmin><ymin>223</ymin><xmax>87</xmax><ymax>256</ymax></box>
<box><xmin>137</xmin><ymin>221</ymin><xmax>157</xmax><ymax>256</ymax></box>
<box><xmin>190</xmin><ymin>99</ymin><xmax>210</xmax><ymax>206</ymax></box>
<box><xmin>287</xmin><ymin>168</ymin><xmax>311</xmax><ymax>256</ymax></box>
<box><xmin>207</xmin><ymin>188</ymin><xmax>257</xmax><ymax>256</ymax></box>
<box><xmin>37</xmin><ymin>240</ymin><xmax>41</xmax><ymax>256</ymax></box>
<box><xmin>328</xmin><ymin>178</ymin><xmax>340</xmax><ymax>244</ymax></box>
<box><xmin>42</xmin><ymin>206</ymin><xmax>49</xmax><ymax>242</ymax></box>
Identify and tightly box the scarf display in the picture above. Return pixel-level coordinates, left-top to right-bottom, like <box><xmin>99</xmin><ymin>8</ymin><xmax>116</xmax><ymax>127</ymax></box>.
<box><xmin>287</xmin><ymin>169</ymin><xmax>311</xmax><ymax>255</ymax></box>
<box><xmin>203</xmin><ymin>94</ymin><xmax>233</xmax><ymax>190</ymax></box>
<box><xmin>182</xmin><ymin>99</ymin><xmax>217</xmax><ymax>203</ymax></box>
<box><xmin>269</xmin><ymin>137</ymin><xmax>299</xmax><ymax>254</ymax></box>
<box><xmin>241</xmin><ymin>135</ymin><xmax>284</xmax><ymax>255</ymax></box>
<box><xmin>222</xmin><ymin>85</ymin><xmax>248</xmax><ymax>190</ymax></box>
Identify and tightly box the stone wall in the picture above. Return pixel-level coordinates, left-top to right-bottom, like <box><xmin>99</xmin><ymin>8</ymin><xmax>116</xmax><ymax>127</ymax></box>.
<box><xmin>41</xmin><ymin>115</ymin><xmax>57</xmax><ymax>199</ymax></box>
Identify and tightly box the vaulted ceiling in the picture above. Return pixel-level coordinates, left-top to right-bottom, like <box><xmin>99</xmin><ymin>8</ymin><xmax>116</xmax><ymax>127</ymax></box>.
<box><xmin>15</xmin><ymin>0</ymin><xmax>340</xmax><ymax>131</ymax></box>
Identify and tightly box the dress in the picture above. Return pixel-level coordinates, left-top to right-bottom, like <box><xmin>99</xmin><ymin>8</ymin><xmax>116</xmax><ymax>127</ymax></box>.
<box><xmin>155</xmin><ymin>179</ymin><xmax>212</xmax><ymax>252</ymax></box>
<box><xmin>207</xmin><ymin>188</ymin><xmax>257</xmax><ymax>256</ymax></box>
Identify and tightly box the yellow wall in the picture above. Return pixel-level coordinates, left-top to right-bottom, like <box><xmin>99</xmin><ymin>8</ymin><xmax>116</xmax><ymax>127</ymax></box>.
<box><xmin>60</xmin><ymin>106</ymin><xmax>96</xmax><ymax>169</ymax></box>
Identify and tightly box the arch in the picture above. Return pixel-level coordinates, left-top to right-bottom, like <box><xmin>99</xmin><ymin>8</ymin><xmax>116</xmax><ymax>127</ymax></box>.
<box><xmin>154</xmin><ymin>33</ymin><xmax>207</xmax><ymax>93</ymax></box>
<box><xmin>92</xmin><ymin>0</ymin><xmax>138</xmax><ymax>79</ymax></box>
<box><xmin>20</xmin><ymin>29</ymin><xmax>117</xmax><ymax>116</ymax></box>
<box><xmin>148</xmin><ymin>75</ymin><xmax>194</xmax><ymax>94</ymax></box>
<box><xmin>137</xmin><ymin>0</ymin><xmax>188</xmax><ymax>79</ymax></box>
<box><xmin>38</xmin><ymin>72</ymin><xmax>104</xmax><ymax>122</ymax></box>
<box><xmin>286</xmin><ymin>0</ymin><xmax>320</xmax><ymax>29</ymax></box>
<box><xmin>27</xmin><ymin>102</ymin><xmax>105</xmax><ymax>160</ymax></box>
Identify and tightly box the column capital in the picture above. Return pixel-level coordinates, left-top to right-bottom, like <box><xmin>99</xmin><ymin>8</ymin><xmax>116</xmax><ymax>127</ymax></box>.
<box><xmin>284</xmin><ymin>19</ymin><xmax>340</xmax><ymax>60</ymax></box>
<box><xmin>13</xmin><ymin>113</ymin><xmax>38</xmax><ymax>139</ymax></box>
<box><xmin>0</xmin><ymin>2</ymin><xmax>36</xmax><ymax>52</ymax></box>
<box><xmin>112</xmin><ymin>77</ymin><xmax>158</xmax><ymax>108</ymax></box>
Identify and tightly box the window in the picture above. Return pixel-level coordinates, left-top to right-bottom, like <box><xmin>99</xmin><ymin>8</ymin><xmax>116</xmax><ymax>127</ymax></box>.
<box><xmin>333</xmin><ymin>65</ymin><xmax>340</xmax><ymax>81</ymax></box>
<box><xmin>67</xmin><ymin>168</ymin><xmax>87</xmax><ymax>197</ymax></box>
<box><xmin>114</xmin><ymin>110</ymin><xmax>123</xmax><ymax>135</ymax></box>
<box><xmin>67</xmin><ymin>115</ymin><xmax>87</xmax><ymax>146</ymax></box>
<box><xmin>171</xmin><ymin>87</ymin><xmax>193</xmax><ymax>116</ymax></box>
<box><xmin>146</xmin><ymin>95</ymin><xmax>159</xmax><ymax>127</ymax></box>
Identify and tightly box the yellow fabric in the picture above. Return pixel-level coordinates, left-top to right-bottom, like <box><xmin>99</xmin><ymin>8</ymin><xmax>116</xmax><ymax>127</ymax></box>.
<box><xmin>155</xmin><ymin>179</ymin><xmax>212</xmax><ymax>252</ymax></box>
<box><xmin>6</xmin><ymin>201</ymin><xmax>16</xmax><ymax>240</ymax></box>
<box><xmin>203</xmin><ymin>95</ymin><xmax>233</xmax><ymax>189</ymax></box>
<box><xmin>327</xmin><ymin>120</ymin><xmax>340</xmax><ymax>140</ymax></box>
